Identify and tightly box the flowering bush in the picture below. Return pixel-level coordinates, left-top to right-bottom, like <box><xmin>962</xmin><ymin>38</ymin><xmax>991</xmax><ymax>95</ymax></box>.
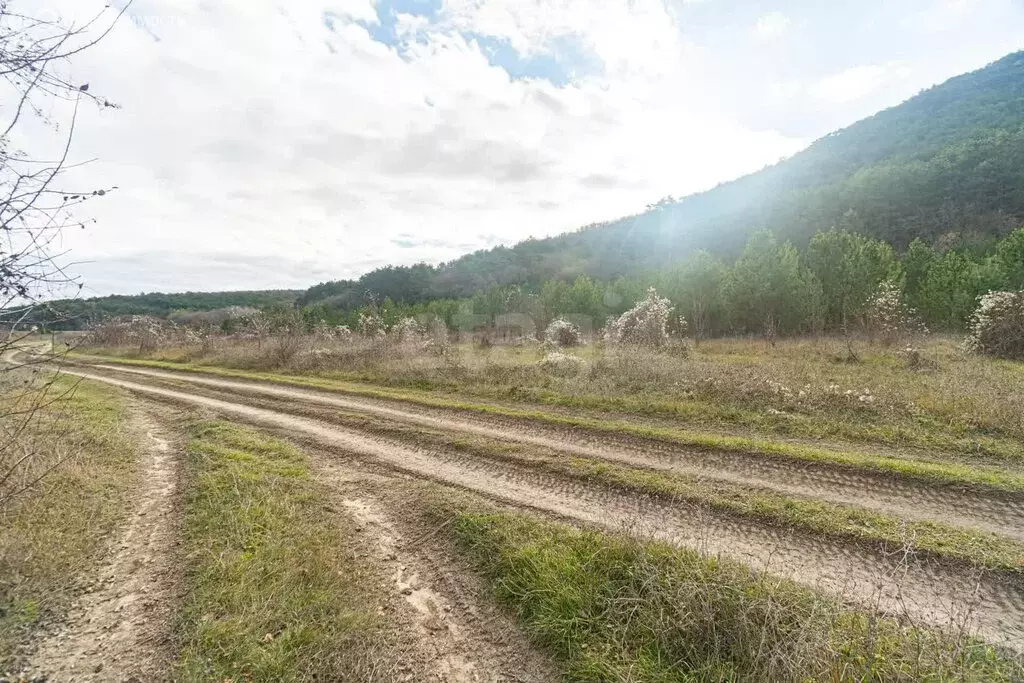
<box><xmin>358</xmin><ymin>312</ymin><xmax>385</xmax><ymax>338</ymax></box>
<box><xmin>864</xmin><ymin>280</ymin><xmax>926</xmax><ymax>346</ymax></box>
<box><xmin>544</xmin><ymin>318</ymin><xmax>582</xmax><ymax>348</ymax></box>
<box><xmin>965</xmin><ymin>290</ymin><xmax>1024</xmax><ymax>360</ymax></box>
<box><xmin>87</xmin><ymin>316</ymin><xmax>175</xmax><ymax>353</ymax></box>
<box><xmin>538</xmin><ymin>351</ymin><xmax>586</xmax><ymax>377</ymax></box>
<box><xmin>391</xmin><ymin>317</ymin><xmax>423</xmax><ymax>342</ymax></box>
<box><xmin>606</xmin><ymin>287</ymin><xmax>673</xmax><ymax>349</ymax></box>
<box><xmin>421</xmin><ymin>320</ymin><xmax>452</xmax><ymax>355</ymax></box>
<box><xmin>671</xmin><ymin>315</ymin><xmax>689</xmax><ymax>338</ymax></box>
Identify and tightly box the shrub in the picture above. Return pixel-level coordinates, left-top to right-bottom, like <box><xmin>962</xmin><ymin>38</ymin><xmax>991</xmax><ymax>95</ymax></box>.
<box><xmin>864</xmin><ymin>280</ymin><xmax>926</xmax><ymax>346</ymax></box>
<box><xmin>607</xmin><ymin>287</ymin><xmax>673</xmax><ymax>349</ymax></box>
<box><xmin>965</xmin><ymin>290</ymin><xmax>1024</xmax><ymax>360</ymax></box>
<box><xmin>390</xmin><ymin>317</ymin><xmax>423</xmax><ymax>342</ymax></box>
<box><xmin>357</xmin><ymin>312</ymin><xmax>385</xmax><ymax>338</ymax></box>
<box><xmin>538</xmin><ymin>351</ymin><xmax>586</xmax><ymax>377</ymax></box>
<box><xmin>422</xmin><ymin>320</ymin><xmax>453</xmax><ymax>356</ymax></box>
<box><xmin>87</xmin><ymin>315</ymin><xmax>173</xmax><ymax>353</ymax></box>
<box><xmin>544</xmin><ymin>319</ymin><xmax>582</xmax><ymax>348</ymax></box>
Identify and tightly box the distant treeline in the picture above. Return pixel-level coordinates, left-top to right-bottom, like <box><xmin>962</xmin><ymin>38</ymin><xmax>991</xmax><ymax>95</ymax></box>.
<box><xmin>301</xmin><ymin>227</ymin><xmax>1024</xmax><ymax>337</ymax></box>
<box><xmin>36</xmin><ymin>290</ymin><xmax>301</xmax><ymax>330</ymax></box>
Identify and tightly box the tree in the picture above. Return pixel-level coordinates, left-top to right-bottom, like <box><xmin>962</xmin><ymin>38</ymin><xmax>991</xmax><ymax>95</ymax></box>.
<box><xmin>901</xmin><ymin>238</ymin><xmax>938</xmax><ymax>314</ymax></box>
<box><xmin>966</xmin><ymin>290</ymin><xmax>1024</xmax><ymax>359</ymax></box>
<box><xmin>724</xmin><ymin>231</ymin><xmax>822</xmax><ymax>339</ymax></box>
<box><xmin>659</xmin><ymin>251</ymin><xmax>726</xmax><ymax>340</ymax></box>
<box><xmin>0</xmin><ymin>3</ymin><xmax>126</xmax><ymax>508</ymax></box>
<box><xmin>806</xmin><ymin>229</ymin><xmax>898</xmax><ymax>330</ymax></box>
<box><xmin>995</xmin><ymin>227</ymin><xmax>1024</xmax><ymax>289</ymax></box>
<box><xmin>916</xmin><ymin>251</ymin><xmax>1005</xmax><ymax>329</ymax></box>
<box><xmin>1</xmin><ymin>4</ymin><xmax>124</xmax><ymax>320</ymax></box>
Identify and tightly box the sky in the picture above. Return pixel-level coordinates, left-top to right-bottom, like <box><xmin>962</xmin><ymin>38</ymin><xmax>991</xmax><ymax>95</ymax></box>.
<box><xmin>12</xmin><ymin>0</ymin><xmax>1024</xmax><ymax>296</ymax></box>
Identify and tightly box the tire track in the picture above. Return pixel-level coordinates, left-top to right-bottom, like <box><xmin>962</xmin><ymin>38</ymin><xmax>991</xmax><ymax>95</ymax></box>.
<box><xmin>81</xmin><ymin>362</ymin><xmax>1024</xmax><ymax>541</ymax></box>
<box><xmin>24</xmin><ymin>404</ymin><xmax>181</xmax><ymax>681</ymax></box>
<box><xmin>62</xmin><ymin>366</ymin><xmax>1024</xmax><ymax>648</ymax></box>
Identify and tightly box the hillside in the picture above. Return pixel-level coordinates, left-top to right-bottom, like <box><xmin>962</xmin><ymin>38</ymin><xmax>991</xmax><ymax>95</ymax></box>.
<box><xmin>302</xmin><ymin>51</ymin><xmax>1024</xmax><ymax>308</ymax></box>
<box><xmin>38</xmin><ymin>290</ymin><xmax>302</xmax><ymax>329</ymax></box>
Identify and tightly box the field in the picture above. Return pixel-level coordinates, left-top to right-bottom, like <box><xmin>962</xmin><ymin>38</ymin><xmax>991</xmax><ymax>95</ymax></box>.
<box><xmin>4</xmin><ymin>332</ymin><xmax>1024</xmax><ymax>681</ymax></box>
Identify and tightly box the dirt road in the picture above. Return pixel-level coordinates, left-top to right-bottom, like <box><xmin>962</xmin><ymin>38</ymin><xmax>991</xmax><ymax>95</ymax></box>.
<box><xmin>25</xmin><ymin>406</ymin><xmax>181</xmax><ymax>681</ymax></box>
<box><xmin>60</xmin><ymin>360</ymin><xmax>1024</xmax><ymax>648</ymax></box>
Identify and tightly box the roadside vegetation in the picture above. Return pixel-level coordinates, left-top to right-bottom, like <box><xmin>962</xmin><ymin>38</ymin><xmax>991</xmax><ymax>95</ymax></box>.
<box><xmin>177</xmin><ymin>421</ymin><xmax>389</xmax><ymax>681</ymax></box>
<box><xmin>0</xmin><ymin>376</ymin><xmax>136</xmax><ymax>668</ymax></box>
<box><xmin>371</xmin><ymin>426</ymin><xmax>1024</xmax><ymax>573</ymax></box>
<box><xmin>70</xmin><ymin>340</ymin><xmax>1024</xmax><ymax>492</ymax></box>
<box><xmin>447</xmin><ymin>508</ymin><xmax>1024</xmax><ymax>682</ymax></box>
<box><xmin>75</xmin><ymin>271</ymin><xmax>1024</xmax><ymax>470</ymax></box>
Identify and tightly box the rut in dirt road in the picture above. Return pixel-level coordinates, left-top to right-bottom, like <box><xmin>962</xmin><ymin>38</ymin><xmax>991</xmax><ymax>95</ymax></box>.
<box><xmin>81</xmin><ymin>362</ymin><xmax>1024</xmax><ymax>541</ymax></box>
<box><xmin>62</xmin><ymin>366</ymin><xmax>1024</xmax><ymax>649</ymax></box>
<box><xmin>331</xmin><ymin>482</ymin><xmax>560</xmax><ymax>683</ymax></box>
<box><xmin>25</xmin><ymin>404</ymin><xmax>180</xmax><ymax>682</ymax></box>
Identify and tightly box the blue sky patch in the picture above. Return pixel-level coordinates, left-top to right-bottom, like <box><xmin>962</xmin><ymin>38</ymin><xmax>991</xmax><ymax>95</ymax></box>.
<box><xmin>352</xmin><ymin>0</ymin><xmax>443</xmax><ymax>46</ymax></box>
<box><xmin>333</xmin><ymin>0</ymin><xmax>601</xmax><ymax>85</ymax></box>
<box><xmin>470</xmin><ymin>33</ymin><xmax>601</xmax><ymax>85</ymax></box>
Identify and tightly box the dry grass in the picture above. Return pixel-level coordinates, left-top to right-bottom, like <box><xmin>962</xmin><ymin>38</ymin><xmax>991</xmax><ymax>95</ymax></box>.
<box><xmin>71</xmin><ymin>351</ymin><xmax>1024</xmax><ymax>492</ymax></box>
<box><xmin>81</xmin><ymin>333</ymin><xmax>1024</xmax><ymax>464</ymax></box>
<box><xmin>0</xmin><ymin>375</ymin><xmax>137</xmax><ymax>669</ymax></box>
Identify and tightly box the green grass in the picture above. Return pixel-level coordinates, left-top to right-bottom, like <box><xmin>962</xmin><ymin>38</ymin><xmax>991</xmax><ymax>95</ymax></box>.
<box><xmin>177</xmin><ymin>421</ymin><xmax>385</xmax><ymax>682</ymax></box>
<box><xmin>449</xmin><ymin>509</ymin><xmax>1024</xmax><ymax>682</ymax></box>
<box><xmin>72</xmin><ymin>354</ymin><xmax>1024</xmax><ymax>493</ymax></box>
<box><xmin>0</xmin><ymin>376</ymin><xmax>137</xmax><ymax>667</ymax></box>
<box><xmin>432</xmin><ymin>432</ymin><xmax>1024</xmax><ymax>574</ymax></box>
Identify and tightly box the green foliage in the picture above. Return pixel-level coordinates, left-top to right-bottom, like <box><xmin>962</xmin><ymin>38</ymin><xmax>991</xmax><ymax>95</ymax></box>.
<box><xmin>806</xmin><ymin>229</ymin><xmax>899</xmax><ymax>329</ymax></box>
<box><xmin>654</xmin><ymin>251</ymin><xmax>727</xmax><ymax>339</ymax></box>
<box><xmin>293</xmin><ymin>226</ymin><xmax>1024</xmax><ymax>338</ymax></box>
<box><xmin>724</xmin><ymin>231</ymin><xmax>822</xmax><ymax>336</ymax></box>
<box><xmin>914</xmin><ymin>251</ymin><xmax>1003</xmax><ymax>329</ymax></box>
<box><xmin>996</xmin><ymin>227</ymin><xmax>1024</xmax><ymax>289</ymax></box>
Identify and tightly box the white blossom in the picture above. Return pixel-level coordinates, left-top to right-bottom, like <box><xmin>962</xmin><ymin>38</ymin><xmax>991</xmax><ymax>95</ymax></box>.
<box><xmin>965</xmin><ymin>290</ymin><xmax>1024</xmax><ymax>359</ymax></box>
<box><xmin>544</xmin><ymin>318</ymin><xmax>582</xmax><ymax>348</ymax></box>
<box><xmin>606</xmin><ymin>287</ymin><xmax>673</xmax><ymax>349</ymax></box>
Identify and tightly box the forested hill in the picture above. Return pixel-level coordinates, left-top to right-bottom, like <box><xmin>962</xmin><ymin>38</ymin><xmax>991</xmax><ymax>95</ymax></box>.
<box><xmin>302</xmin><ymin>50</ymin><xmax>1024</xmax><ymax>308</ymax></box>
<box><xmin>39</xmin><ymin>290</ymin><xmax>302</xmax><ymax>329</ymax></box>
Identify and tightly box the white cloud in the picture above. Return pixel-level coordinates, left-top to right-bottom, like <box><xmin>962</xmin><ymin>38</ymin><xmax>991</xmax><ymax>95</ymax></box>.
<box><xmin>754</xmin><ymin>11</ymin><xmax>791</xmax><ymax>40</ymax></box>
<box><xmin>7</xmin><ymin>0</ymin><xmax>1023</xmax><ymax>296</ymax></box>
<box><xmin>12</xmin><ymin>0</ymin><xmax>806</xmax><ymax>296</ymax></box>
<box><xmin>811</xmin><ymin>61</ymin><xmax>914</xmax><ymax>104</ymax></box>
<box><xmin>439</xmin><ymin>0</ymin><xmax>688</xmax><ymax>80</ymax></box>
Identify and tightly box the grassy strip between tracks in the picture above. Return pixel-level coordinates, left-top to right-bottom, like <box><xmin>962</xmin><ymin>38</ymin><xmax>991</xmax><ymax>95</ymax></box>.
<box><xmin>0</xmin><ymin>376</ymin><xmax>136</xmax><ymax>669</ymax></box>
<box><xmin>73</xmin><ymin>354</ymin><xmax>1024</xmax><ymax>494</ymax></box>
<box><xmin>445</xmin><ymin>507</ymin><xmax>1024</xmax><ymax>682</ymax></box>
<box><xmin>177</xmin><ymin>421</ymin><xmax>385</xmax><ymax>682</ymax></box>
<box><xmin>302</xmin><ymin>406</ymin><xmax>1024</xmax><ymax>575</ymax></box>
<box><xmin>431</xmin><ymin>432</ymin><xmax>1024</xmax><ymax>575</ymax></box>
